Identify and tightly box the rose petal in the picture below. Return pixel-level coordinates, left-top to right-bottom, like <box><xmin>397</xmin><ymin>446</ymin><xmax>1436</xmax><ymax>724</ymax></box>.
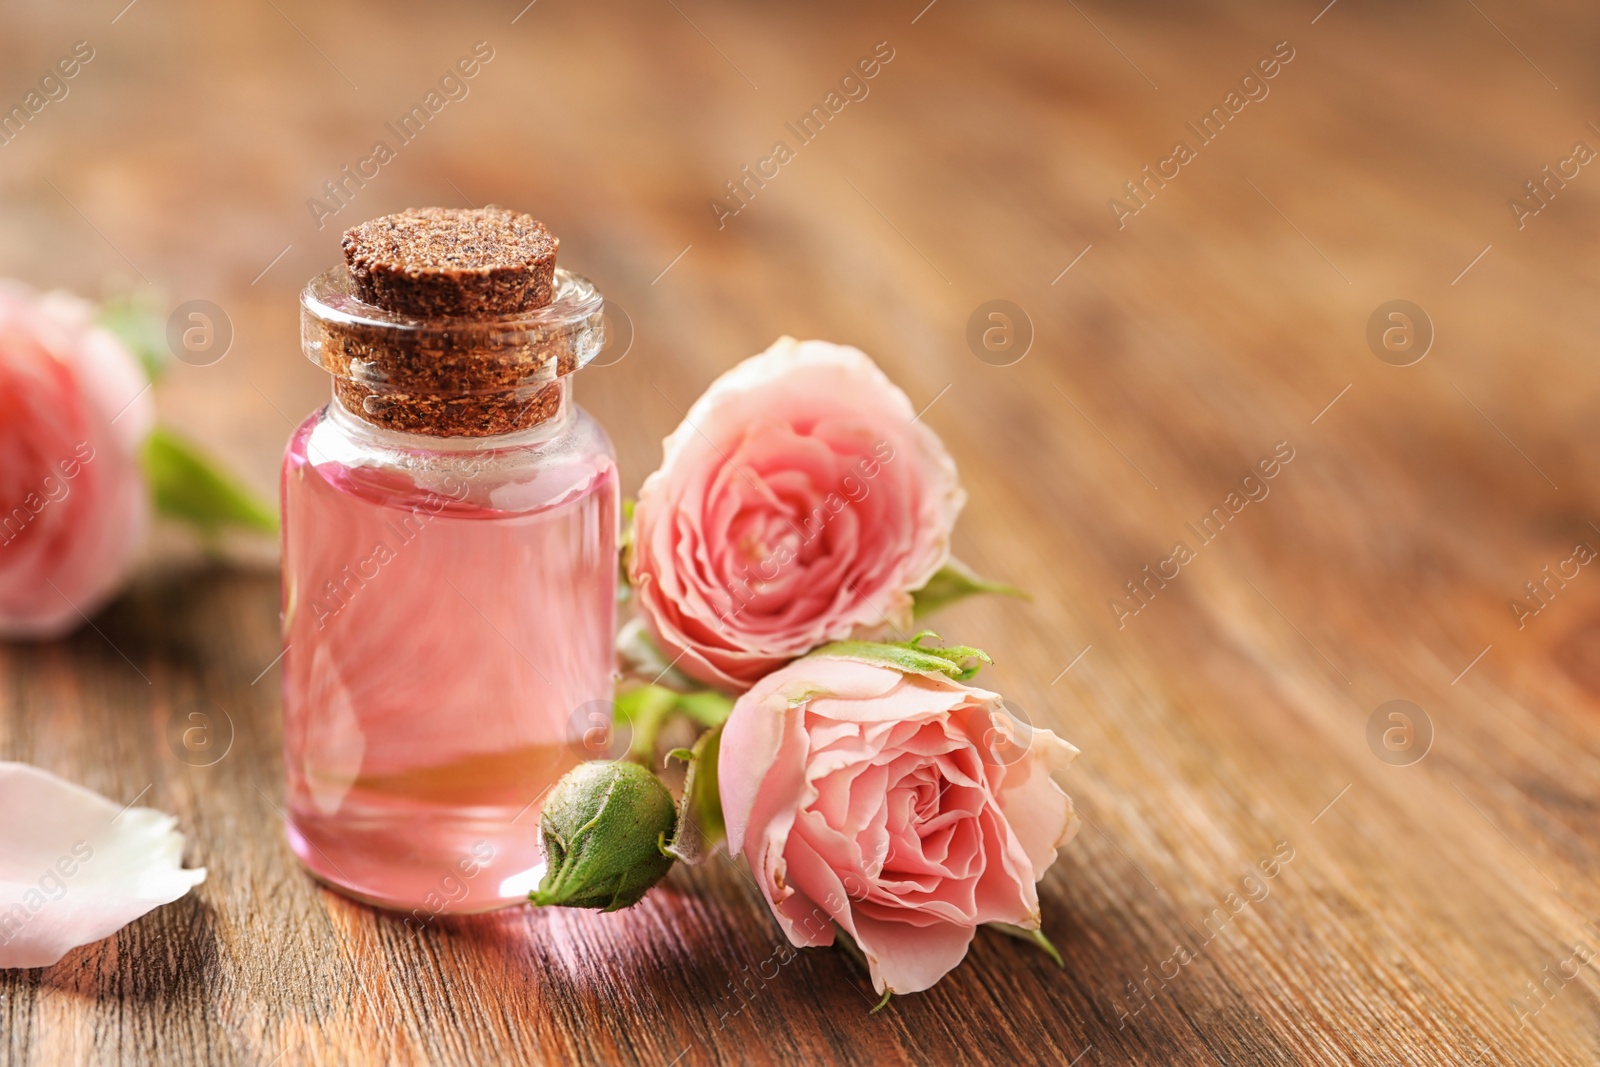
<box><xmin>805</xmin><ymin>672</ymin><xmax>976</xmax><ymax>726</ymax></box>
<box><xmin>0</xmin><ymin>763</ymin><xmax>205</xmax><ymax>969</ymax></box>
<box><xmin>720</xmin><ymin>687</ymin><xmax>806</xmax><ymax>862</ymax></box>
<box><xmin>849</xmin><ymin>909</ymin><xmax>977</xmax><ymax>996</ymax></box>
<box><xmin>995</xmin><ymin>725</ymin><xmax>1081</xmax><ymax>877</ymax></box>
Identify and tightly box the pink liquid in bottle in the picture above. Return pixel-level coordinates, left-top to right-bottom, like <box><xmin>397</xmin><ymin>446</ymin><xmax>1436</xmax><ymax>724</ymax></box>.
<box><xmin>280</xmin><ymin>401</ymin><xmax>618</xmax><ymax>914</ymax></box>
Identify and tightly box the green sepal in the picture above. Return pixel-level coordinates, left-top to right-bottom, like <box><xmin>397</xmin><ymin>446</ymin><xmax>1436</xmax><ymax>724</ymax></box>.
<box><xmin>661</xmin><ymin>722</ymin><xmax>724</xmax><ymax>866</ymax></box>
<box><xmin>911</xmin><ymin>559</ymin><xmax>1027</xmax><ymax>619</ymax></box>
<box><xmin>989</xmin><ymin>922</ymin><xmax>1064</xmax><ymax>967</ymax></box>
<box><xmin>812</xmin><ymin>631</ymin><xmax>992</xmax><ymax>681</ymax></box>
<box><xmin>833</xmin><ymin>927</ymin><xmax>894</xmax><ymax>1012</ymax></box>
<box><xmin>141</xmin><ymin>428</ymin><xmax>276</xmax><ymax>536</ymax></box>
<box><xmin>99</xmin><ymin>292</ymin><xmax>169</xmax><ymax>382</ymax></box>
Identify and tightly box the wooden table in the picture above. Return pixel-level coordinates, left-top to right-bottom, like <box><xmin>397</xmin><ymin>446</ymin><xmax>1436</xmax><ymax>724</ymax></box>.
<box><xmin>3</xmin><ymin>0</ymin><xmax>1598</xmax><ymax>1062</ymax></box>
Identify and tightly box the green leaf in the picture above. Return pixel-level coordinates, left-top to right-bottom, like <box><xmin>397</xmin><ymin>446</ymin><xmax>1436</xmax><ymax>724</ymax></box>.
<box><xmin>614</xmin><ymin>684</ymin><xmax>677</xmax><ymax>764</ymax></box>
<box><xmin>141</xmin><ymin>428</ymin><xmax>277</xmax><ymax>536</ymax></box>
<box><xmin>661</xmin><ymin>722</ymin><xmax>724</xmax><ymax>865</ymax></box>
<box><xmin>618</xmin><ymin>497</ymin><xmax>636</xmax><ymax>594</ymax></box>
<box><xmin>989</xmin><ymin>922</ymin><xmax>1064</xmax><ymax>967</ymax></box>
<box><xmin>674</xmin><ymin>689</ymin><xmax>734</xmax><ymax>728</ymax></box>
<box><xmin>813</xmin><ymin>631</ymin><xmax>992</xmax><ymax>681</ymax></box>
<box><xmin>614</xmin><ymin>683</ymin><xmax>735</xmax><ymax>763</ymax></box>
<box><xmin>912</xmin><ymin>559</ymin><xmax>1027</xmax><ymax>619</ymax></box>
<box><xmin>99</xmin><ymin>293</ymin><xmax>170</xmax><ymax>383</ymax></box>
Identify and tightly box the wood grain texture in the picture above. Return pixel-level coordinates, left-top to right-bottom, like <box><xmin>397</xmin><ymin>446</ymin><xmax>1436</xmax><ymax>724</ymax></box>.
<box><xmin>3</xmin><ymin>0</ymin><xmax>1600</xmax><ymax>1063</ymax></box>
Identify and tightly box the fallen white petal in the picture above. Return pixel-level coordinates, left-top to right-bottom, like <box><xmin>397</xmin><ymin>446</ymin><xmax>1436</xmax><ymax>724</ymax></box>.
<box><xmin>0</xmin><ymin>762</ymin><xmax>206</xmax><ymax>968</ymax></box>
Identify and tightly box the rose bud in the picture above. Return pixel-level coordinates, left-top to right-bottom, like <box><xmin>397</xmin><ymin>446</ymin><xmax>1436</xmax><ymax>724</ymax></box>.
<box><xmin>531</xmin><ymin>760</ymin><xmax>677</xmax><ymax>911</ymax></box>
<box><xmin>629</xmin><ymin>337</ymin><xmax>964</xmax><ymax>692</ymax></box>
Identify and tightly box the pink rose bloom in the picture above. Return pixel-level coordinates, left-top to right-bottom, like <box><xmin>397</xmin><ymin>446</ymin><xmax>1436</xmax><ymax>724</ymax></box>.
<box><xmin>720</xmin><ymin>653</ymin><xmax>1080</xmax><ymax>995</ymax></box>
<box><xmin>0</xmin><ymin>282</ymin><xmax>153</xmax><ymax>638</ymax></box>
<box><xmin>630</xmin><ymin>337</ymin><xmax>964</xmax><ymax>691</ymax></box>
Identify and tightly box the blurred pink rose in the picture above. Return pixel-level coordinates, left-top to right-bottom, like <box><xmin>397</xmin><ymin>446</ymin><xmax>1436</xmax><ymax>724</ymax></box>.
<box><xmin>719</xmin><ymin>653</ymin><xmax>1079</xmax><ymax>995</ymax></box>
<box><xmin>0</xmin><ymin>282</ymin><xmax>153</xmax><ymax>639</ymax></box>
<box><xmin>629</xmin><ymin>337</ymin><xmax>964</xmax><ymax>691</ymax></box>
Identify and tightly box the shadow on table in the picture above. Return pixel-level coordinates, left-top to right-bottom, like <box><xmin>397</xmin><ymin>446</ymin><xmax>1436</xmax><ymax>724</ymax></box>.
<box><xmin>34</xmin><ymin>891</ymin><xmax>222</xmax><ymax>1006</ymax></box>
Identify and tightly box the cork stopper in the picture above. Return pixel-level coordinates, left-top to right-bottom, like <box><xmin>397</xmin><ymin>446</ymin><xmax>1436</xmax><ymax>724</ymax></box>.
<box><xmin>342</xmin><ymin>207</ymin><xmax>558</xmax><ymax>318</ymax></box>
<box><xmin>302</xmin><ymin>208</ymin><xmax>604</xmax><ymax>439</ymax></box>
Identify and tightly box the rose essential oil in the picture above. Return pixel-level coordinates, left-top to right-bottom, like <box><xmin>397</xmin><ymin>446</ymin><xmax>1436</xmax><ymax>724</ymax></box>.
<box><xmin>279</xmin><ymin>208</ymin><xmax>618</xmax><ymax>913</ymax></box>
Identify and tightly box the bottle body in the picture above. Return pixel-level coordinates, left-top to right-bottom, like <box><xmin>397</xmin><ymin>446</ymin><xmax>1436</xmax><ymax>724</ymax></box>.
<box><xmin>279</xmin><ymin>392</ymin><xmax>618</xmax><ymax>913</ymax></box>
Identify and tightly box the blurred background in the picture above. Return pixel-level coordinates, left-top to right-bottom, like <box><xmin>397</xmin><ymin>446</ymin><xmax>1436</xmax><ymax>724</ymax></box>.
<box><xmin>4</xmin><ymin>0</ymin><xmax>1600</xmax><ymax>1064</ymax></box>
<box><xmin>3</xmin><ymin>1</ymin><xmax>1596</xmax><ymax>516</ymax></box>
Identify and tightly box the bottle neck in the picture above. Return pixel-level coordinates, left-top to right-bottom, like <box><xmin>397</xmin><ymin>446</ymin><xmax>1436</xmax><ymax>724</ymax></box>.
<box><xmin>302</xmin><ymin>265</ymin><xmax>604</xmax><ymax>438</ymax></box>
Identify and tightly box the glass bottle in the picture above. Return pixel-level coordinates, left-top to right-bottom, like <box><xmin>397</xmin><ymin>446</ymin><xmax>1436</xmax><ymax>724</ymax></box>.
<box><xmin>280</xmin><ymin>264</ymin><xmax>617</xmax><ymax>914</ymax></box>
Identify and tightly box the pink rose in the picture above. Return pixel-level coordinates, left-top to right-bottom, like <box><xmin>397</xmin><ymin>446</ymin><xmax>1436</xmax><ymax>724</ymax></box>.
<box><xmin>719</xmin><ymin>651</ymin><xmax>1080</xmax><ymax>995</ymax></box>
<box><xmin>630</xmin><ymin>337</ymin><xmax>964</xmax><ymax>691</ymax></box>
<box><xmin>0</xmin><ymin>283</ymin><xmax>153</xmax><ymax>638</ymax></box>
